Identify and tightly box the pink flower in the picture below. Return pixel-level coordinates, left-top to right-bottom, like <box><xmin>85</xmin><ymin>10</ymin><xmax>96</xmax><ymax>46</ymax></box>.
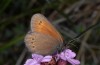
<box><xmin>24</xmin><ymin>54</ymin><xmax>52</xmax><ymax>65</ymax></box>
<box><xmin>41</xmin><ymin>55</ymin><xmax>52</xmax><ymax>62</ymax></box>
<box><xmin>58</xmin><ymin>49</ymin><xmax>80</xmax><ymax>65</ymax></box>
<box><xmin>24</xmin><ymin>49</ymin><xmax>80</xmax><ymax>65</ymax></box>
<box><xmin>24</xmin><ymin>59</ymin><xmax>40</xmax><ymax>65</ymax></box>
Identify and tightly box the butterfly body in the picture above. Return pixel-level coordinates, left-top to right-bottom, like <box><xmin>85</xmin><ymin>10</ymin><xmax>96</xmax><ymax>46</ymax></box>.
<box><xmin>24</xmin><ymin>13</ymin><xmax>63</xmax><ymax>55</ymax></box>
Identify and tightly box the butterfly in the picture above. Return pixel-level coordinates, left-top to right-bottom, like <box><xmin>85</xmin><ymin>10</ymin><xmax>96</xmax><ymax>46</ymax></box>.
<box><xmin>24</xmin><ymin>13</ymin><xmax>63</xmax><ymax>55</ymax></box>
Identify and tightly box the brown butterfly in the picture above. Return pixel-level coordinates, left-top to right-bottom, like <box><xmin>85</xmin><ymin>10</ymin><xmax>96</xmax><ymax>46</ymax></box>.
<box><xmin>24</xmin><ymin>13</ymin><xmax>63</xmax><ymax>55</ymax></box>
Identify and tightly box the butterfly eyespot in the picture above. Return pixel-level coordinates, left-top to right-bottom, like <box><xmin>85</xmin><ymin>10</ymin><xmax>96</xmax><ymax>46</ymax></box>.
<box><xmin>32</xmin><ymin>38</ymin><xmax>34</xmax><ymax>40</ymax></box>
<box><xmin>32</xmin><ymin>46</ymin><xmax>35</xmax><ymax>48</ymax></box>
<box><xmin>38</xmin><ymin>21</ymin><xmax>42</xmax><ymax>25</ymax></box>
<box><xmin>31</xmin><ymin>42</ymin><xmax>33</xmax><ymax>44</ymax></box>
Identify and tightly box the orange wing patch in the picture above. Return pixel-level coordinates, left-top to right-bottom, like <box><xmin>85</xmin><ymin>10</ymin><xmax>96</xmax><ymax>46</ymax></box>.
<box><xmin>31</xmin><ymin>13</ymin><xmax>63</xmax><ymax>43</ymax></box>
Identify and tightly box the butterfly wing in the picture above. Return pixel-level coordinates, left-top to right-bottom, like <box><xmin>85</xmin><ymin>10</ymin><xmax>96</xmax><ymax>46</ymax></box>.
<box><xmin>25</xmin><ymin>31</ymin><xmax>61</xmax><ymax>55</ymax></box>
<box><xmin>24</xmin><ymin>13</ymin><xmax>63</xmax><ymax>55</ymax></box>
<box><xmin>30</xmin><ymin>13</ymin><xmax>63</xmax><ymax>43</ymax></box>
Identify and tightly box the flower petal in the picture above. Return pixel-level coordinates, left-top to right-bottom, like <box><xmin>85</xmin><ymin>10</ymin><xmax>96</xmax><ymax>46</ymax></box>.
<box><xmin>41</xmin><ymin>55</ymin><xmax>52</xmax><ymax>62</ymax></box>
<box><xmin>64</xmin><ymin>49</ymin><xmax>76</xmax><ymax>58</ymax></box>
<box><xmin>59</xmin><ymin>52</ymin><xmax>66</xmax><ymax>61</ymax></box>
<box><xmin>24</xmin><ymin>59</ymin><xmax>33</xmax><ymax>65</ymax></box>
<box><xmin>67</xmin><ymin>58</ymin><xmax>80</xmax><ymax>65</ymax></box>
<box><xmin>24</xmin><ymin>59</ymin><xmax>40</xmax><ymax>65</ymax></box>
<box><xmin>32</xmin><ymin>54</ymin><xmax>43</xmax><ymax>62</ymax></box>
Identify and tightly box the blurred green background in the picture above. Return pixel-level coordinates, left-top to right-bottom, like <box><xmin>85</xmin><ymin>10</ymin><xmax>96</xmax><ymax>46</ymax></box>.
<box><xmin>0</xmin><ymin>0</ymin><xmax>100</xmax><ymax>65</ymax></box>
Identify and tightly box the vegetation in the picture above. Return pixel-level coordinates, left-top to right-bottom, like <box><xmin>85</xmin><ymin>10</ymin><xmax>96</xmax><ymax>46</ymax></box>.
<box><xmin>0</xmin><ymin>0</ymin><xmax>100</xmax><ymax>65</ymax></box>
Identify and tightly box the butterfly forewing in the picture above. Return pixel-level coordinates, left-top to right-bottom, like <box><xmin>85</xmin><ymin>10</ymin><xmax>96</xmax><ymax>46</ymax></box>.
<box><xmin>31</xmin><ymin>14</ymin><xmax>63</xmax><ymax>43</ymax></box>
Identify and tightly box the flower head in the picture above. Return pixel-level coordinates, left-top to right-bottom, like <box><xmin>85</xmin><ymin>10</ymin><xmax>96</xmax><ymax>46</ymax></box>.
<box><xmin>24</xmin><ymin>54</ymin><xmax>52</xmax><ymax>65</ymax></box>
<box><xmin>24</xmin><ymin>49</ymin><xmax>80</xmax><ymax>65</ymax></box>
<box><xmin>58</xmin><ymin>49</ymin><xmax>80</xmax><ymax>65</ymax></box>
